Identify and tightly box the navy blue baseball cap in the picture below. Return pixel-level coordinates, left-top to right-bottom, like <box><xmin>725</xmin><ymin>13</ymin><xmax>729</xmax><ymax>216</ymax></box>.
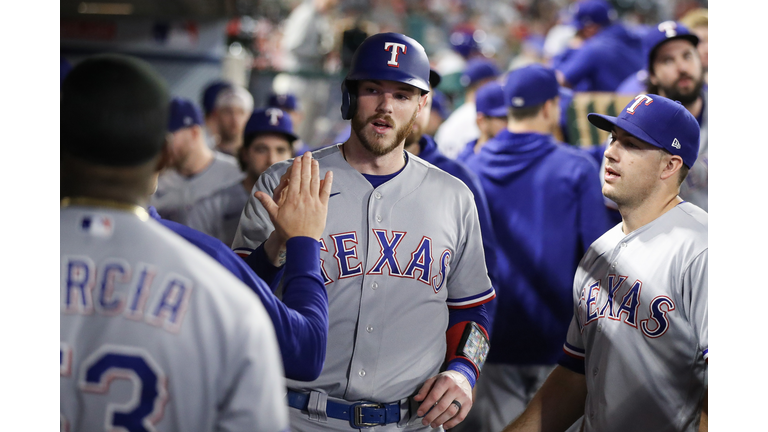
<box><xmin>504</xmin><ymin>64</ymin><xmax>560</xmax><ymax>108</ymax></box>
<box><xmin>460</xmin><ymin>58</ymin><xmax>500</xmax><ymax>88</ymax></box>
<box><xmin>430</xmin><ymin>89</ymin><xmax>449</xmax><ymax>120</ymax></box>
<box><xmin>475</xmin><ymin>81</ymin><xmax>507</xmax><ymax>117</ymax></box>
<box><xmin>201</xmin><ymin>80</ymin><xmax>232</xmax><ymax>115</ymax></box>
<box><xmin>570</xmin><ymin>0</ymin><xmax>614</xmax><ymax>30</ymax></box>
<box><xmin>168</xmin><ymin>97</ymin><xmax>203</xmax><ymax>133</ymax></box>
<box><xmin>244</xmin><ymin>107</ymin><xmax>298</xmax><ymax>142</ymax></box>
<box><xmin>588</xmin><ymin>94</ymin><xmax>700</xmax><ymax>167</ymax></box>
<box><xmin>449</xmin><ymin>30</ymin><xmax>480</xmax><ymax>59</ymax></box>
<box><xmin>644</xmin><ymin>21</ymin><xmax>699</xmax><ymax>72</ymax></box>
<box><xmin>267</xmin><ymin>92</ymin><xmax>299</xmax><ymax>111</ymax></box>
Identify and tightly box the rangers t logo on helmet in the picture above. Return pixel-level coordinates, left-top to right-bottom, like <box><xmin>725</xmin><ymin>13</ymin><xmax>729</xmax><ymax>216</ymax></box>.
<box><xmin>384</xmin><ymin>42</ymin><xmax>407</xmax><ymax>67</ymax></box>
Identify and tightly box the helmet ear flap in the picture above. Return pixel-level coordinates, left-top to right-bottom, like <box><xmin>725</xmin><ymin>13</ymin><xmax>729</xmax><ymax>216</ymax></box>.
<box><xmin>340</xmin><ymin>80</ymin><xmax>357</xmax><ymax>120</ymax></box>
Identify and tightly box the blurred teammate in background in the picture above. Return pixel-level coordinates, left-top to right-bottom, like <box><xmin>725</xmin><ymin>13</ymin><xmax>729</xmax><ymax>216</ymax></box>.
<box><xmin>435</xmin><ymin>58</ymin><xmax>501</xmax><ymax>159</ymax></box>
<box><xmin>213</xmin><ymin>85</ymin><xmax>254</xmax><ymax>156</ymax></box>
<box><xmin>455</xmin><ymin>81</ymin><xmax>508</xmax><ymax>164</ymax></box>
<box><xmin>187</xmin><ymin>107</ymin><xmax>297</xmax><ymax>246</ymax></box>
<box><xmin>150</xmin><ymin>97</ymin><xmax>243</xmax><ymax>225</ymax></box>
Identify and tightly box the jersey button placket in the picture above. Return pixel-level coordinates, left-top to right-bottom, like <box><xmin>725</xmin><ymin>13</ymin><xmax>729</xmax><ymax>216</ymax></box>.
<box><xmin>366</xmin><ymin>325</ymin><xmax>374</xmax><ymax>333</ymax></box>
<box><xmin>358</xmin><ymin>369</ymin><xmax>366</xmax><ymax>377</ymax></box>
<box><xmin>374</xmin><ymin>192</ymin><xmax>382</xmax><ymax>200</ymax></box>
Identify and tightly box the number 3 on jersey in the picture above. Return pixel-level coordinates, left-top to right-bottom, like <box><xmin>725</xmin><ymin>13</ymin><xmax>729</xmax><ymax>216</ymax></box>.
<box><xmin>61</xmin><ymin>343</ymin><xmax>168</xmax><ymax>432</ymax></box>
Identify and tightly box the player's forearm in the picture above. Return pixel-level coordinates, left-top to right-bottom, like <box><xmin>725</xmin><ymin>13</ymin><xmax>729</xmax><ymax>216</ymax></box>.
<box><xmin>503</xmin><ymin>365</ymin><xmax>587</xmax><ymax>432</ymax></box>
<box><xmin>263</xmin><ymin>231</ymin><xmax>288</xmax><ymax>267</ymax></box>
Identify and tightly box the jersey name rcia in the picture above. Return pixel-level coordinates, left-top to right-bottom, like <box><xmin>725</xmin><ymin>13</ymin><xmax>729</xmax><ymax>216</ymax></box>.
<box><xmin>61</xmin><ymin>255</ymin><xmax>192</xmax><ymax>334</ymax></box>
<box><xmin>319</xmin><ymin>229</ymin><xmax>451</xmax><ymax>293</ymax></box>
<box><xmin>578</xmin><ymin>274</ymin><xmax>675</xmax><ymax>338</ymax></box>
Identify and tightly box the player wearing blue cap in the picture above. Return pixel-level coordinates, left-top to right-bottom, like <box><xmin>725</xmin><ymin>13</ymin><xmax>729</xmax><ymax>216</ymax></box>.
<box><xmin>455</xmin><ymin>81</ymin><xmax>507</xmax><ymax>164</ymax></box>
<box><xmin>435</xmin><ymin>58</ymin><xmax>501</xmax><ymax>159</ymax></box>
<box><xmin>610</xmin><ymin>20</ymin><xmax>707</xmax><ymax>211</ymax></box>
<box><xmin>200</xmin><ymin>80</ymin><xmax>233</xmax><ymax>148</ymax></box>
<box><xmin>464</xmin><ymin>64</ymin><xmax>611</xmax><ymax>432</ymax></box>
<box><xmin>504</xmin><ymin>94</ymin><xmax>707</xmax><ymax>432</ymax></box>
<box><xmin>61</xmin><ymin>54</ymin><xmax>289</xmax><ymax>432</ymax></box>
<box><xmin>553</xmin><ymin>0</ymin><xmax>643</xmax><ymax>92</ymax></box>
<box><xmin>185</xmin><ymin>108</ymin><xmax>297</xmax><ymax>246</ymax></box>
<box><xmin>149</xmin><ymin>97</ymin><xmax>244</xmax><ymax>226</ymax></box>
<box><xmin>234</xmin><ymin>32</ymin><xmax>495</xmax><ymax>430</ymax></box>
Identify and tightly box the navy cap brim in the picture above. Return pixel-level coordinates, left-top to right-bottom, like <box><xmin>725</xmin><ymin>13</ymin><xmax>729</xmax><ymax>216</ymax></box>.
<box><xmin>587</xmin><ymin>113</ymin><xmax>663</xmax><ymax>150</ymax></box>
<box><xmin>483</xmin><ymin>106</ymin><xmax>508</xmax><ymax>118</ymax></box>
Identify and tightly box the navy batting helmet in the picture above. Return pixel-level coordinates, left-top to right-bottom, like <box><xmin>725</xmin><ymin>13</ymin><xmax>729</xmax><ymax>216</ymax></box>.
<box><xmin>340</xmin><ymin>32</ymin><xmax>431</xmax><ymax>120</ymax></box>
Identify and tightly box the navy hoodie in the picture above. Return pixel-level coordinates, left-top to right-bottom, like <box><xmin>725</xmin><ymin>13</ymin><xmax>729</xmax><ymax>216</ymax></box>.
<box><xmin>467</xmin><ymin>130</ymin><xmax>613</xmax><ymax>364</ymax></box>
<box><xmin>556</xmin><ymin>23</ymin><xmax>644</xmax><ymax>92</ymax></box>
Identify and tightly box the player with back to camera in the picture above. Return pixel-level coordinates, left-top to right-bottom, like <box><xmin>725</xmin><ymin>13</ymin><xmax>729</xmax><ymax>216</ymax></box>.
<box><xmin>60</xmin><ymin>54</ymin><xmax>334</xmax><ymax>431</ymax></box>
<box><xmin>233</xmin><ymin>32</ymin><xmax>496</xmax><ymax>431</ymax></box>
<box><xmin>503</xmin><ymin>94</ymin><xmax>708</xmax><ymax>432</ymax></box>
<box><xmin>460</xmin><ymin>64</ymin><xmax>611</xmax><ymax>432</ymax></box>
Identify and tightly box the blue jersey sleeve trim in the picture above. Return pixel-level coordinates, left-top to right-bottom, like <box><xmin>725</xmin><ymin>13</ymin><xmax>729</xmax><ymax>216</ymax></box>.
<box><xmin>702</xmin><ymin>348</ymin><xmax>708</xmax><ymax>360</ymax></box>
<box><xmin>558</xmin><ymin>351</ymin><xmax>586</xmax><ymax>375</ymax></box>
<box><xmin>446</xmin><ymin>359</ymin><xmax>477</xmax><ymax>388</ymax></box>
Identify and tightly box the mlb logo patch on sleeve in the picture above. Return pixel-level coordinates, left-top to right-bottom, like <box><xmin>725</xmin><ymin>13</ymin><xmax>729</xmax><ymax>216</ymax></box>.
<box><xmin>81</xmin><ymin>214</ymin><xmax>114</xmax><ymax>238</ymax></box>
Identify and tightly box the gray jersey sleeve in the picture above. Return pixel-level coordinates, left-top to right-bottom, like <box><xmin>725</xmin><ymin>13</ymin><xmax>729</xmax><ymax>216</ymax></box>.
<box><xmin>232</xmin><ymin>165</ymin><xmax>286</xmax><ymax>252</ymax></box>
<box><xmin>683</xmin><ymin>249</ymin><xmax>708</xmax><ymax>360</ymax></box>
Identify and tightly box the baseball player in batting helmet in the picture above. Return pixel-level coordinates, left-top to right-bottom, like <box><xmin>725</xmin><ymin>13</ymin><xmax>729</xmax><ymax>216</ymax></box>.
<box><xmin>233</xmin><ymin>32</ymin><xmax>495</xmax><ymax>430</ymax></box>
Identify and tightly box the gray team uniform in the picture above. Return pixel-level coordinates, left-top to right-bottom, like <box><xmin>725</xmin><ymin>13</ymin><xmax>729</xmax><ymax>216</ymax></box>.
<box><xmin>61</xmin><ymin>203</ymin><xmax>289</xmax><ymax>432</ymax></box>
<box><xmin>186</xmin><ymin>181</ymin><xmax>250</xmax><ymax>247</ymax></box>
<box><xmin>150</xmin><ymin>151</ymin><xmax>244</xmax><ymax>225</ymax></box>
<box><xmin>562</xmin><ymin>202</ymin><xmax>708</xmax><ymax>432</ymax></box>
<box><xmin>233</xmin><ymin>144</ymin><xmax>495</xmax><ymax>431</ymax></box>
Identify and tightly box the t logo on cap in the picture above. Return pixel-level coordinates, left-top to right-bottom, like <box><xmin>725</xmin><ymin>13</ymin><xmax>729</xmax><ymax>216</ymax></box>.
<box><xmin>657</xmin><ymin>21</ymin><xmax>679</xmax><ymax>38</ymax></box>
<box><xmin>266</xmin><ymin>108</ymin><xmax>284</xmax><ymax>126</ymax></box>
<box><xmin>384</xmin><ymin>42</ymin><xmax>407</xmax><ymax>68</ymax></box>
<box><xmin>626</xmin><ymin>94</ymin><xmax>654</xmax><ymax>114</ymax></box>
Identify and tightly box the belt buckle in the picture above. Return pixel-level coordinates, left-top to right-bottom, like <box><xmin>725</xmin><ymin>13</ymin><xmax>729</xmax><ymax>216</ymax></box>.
<box><xmin>352</xmin><ymin>402</ymin><xmax>385</xmax><ymax>428</ymax></box>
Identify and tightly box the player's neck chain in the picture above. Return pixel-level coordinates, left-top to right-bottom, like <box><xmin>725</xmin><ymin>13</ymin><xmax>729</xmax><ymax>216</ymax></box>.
<box><xmin>61</xmin><ymin>197</ymin><xmax>149</xmax><ymax>221</ymax></box>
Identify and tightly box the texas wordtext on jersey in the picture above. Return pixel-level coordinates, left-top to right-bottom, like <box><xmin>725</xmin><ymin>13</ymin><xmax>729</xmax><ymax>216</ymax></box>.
<box><xmin>318</xmin><ymin>229</ymin><xmax>451</xmax><ymax>293</ymax></box>
<box><xmin>61</xmin><ymin>255</ymin><xmax>192</xmax><ymax>334</ymax></box>
<box><xmin>576</xmin><ymin>274</ymin><xmax>675</xmax><ymax>339</ymax></box>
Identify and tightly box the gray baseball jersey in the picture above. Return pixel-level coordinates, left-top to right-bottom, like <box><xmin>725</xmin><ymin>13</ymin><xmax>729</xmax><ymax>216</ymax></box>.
<box><xmin>150</xmin><ymin>151</ymin><xmax>244</xmax><ymax>224</ymax></box>
<box><xmin>232</xmin><ymin>144</ymin><xmax>494</xmax><ymax>405</ymax></box>
<box><xmin>61</xmin><ymin>201</ymin><xmax>289</xmax><ymax>432</ymax></box>
<box><xmin>186</xmin><ymin>181</ymin><xmax>250</xmax><ymax>246</ymax></box>
<box><xmin>562</xmin><ymin>202</ymin><xmax>707</xmax><ymax>432</ymax></box>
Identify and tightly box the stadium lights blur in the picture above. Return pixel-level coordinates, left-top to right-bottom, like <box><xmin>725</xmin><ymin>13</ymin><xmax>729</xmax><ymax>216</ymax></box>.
<box><xmin>78</xmin><ymin>2</ymin><xmax>134</xmax><ymax>15</ymax></box>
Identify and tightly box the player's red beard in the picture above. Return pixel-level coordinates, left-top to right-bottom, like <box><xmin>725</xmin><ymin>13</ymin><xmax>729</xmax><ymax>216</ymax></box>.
<box><xmin>352</xmin><ymin>108</ymin><xmax>419</xmax><ymax>157</ymax></box>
